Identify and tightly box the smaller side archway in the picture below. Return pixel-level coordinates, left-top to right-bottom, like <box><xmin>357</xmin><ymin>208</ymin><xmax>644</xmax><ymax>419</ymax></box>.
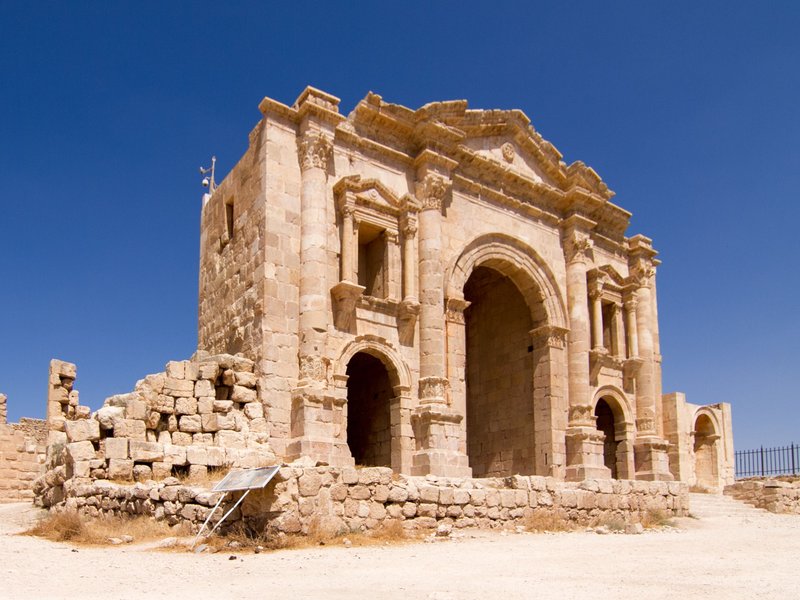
<box><xmin>693</xmin><ymin>411</ymin><xmax>720</xmax><ymax>491</ymax></box>
<box><xmin>592</xmin><ymin>387</ymin><xmax>635</xmax><ymax>480</ymax></box>
<box><xmin>334</xmin><ymin>337</ymin><xmax>412</xmax><ymax>472</ymax></box>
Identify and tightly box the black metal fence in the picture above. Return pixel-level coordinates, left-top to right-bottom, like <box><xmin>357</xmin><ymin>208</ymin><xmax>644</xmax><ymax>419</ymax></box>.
<box><xmin>735</xmin><ymin>444</ymin><xmax>799</xmax><ymax>479</ymax></box>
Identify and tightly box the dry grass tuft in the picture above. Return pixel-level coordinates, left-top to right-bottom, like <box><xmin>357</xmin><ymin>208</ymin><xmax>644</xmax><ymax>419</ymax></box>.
<box><xmin>25</xmin><ymin>510</ymin><xmax>187</xmax><ymax>545</ymax></box>
<box><xmin>640</xmin><ymin>509</ymin><xmax>675</xmax><ymax>529</ymax></box>
<box><xmin>173</xmin><ymin>465</ymin><xmax>231</xmax><ymax>487</ymax></box>
<box><xmin>592</xmin><ymin>513</ymin><xmax>626</xmax><ymax>532</ymax></box>
<box><xmin>204</xmin><ymin>519</ymin><xmax>412</xmax><ymax>554</ymax></box>
<box><xmin>523</xmin><ymin>509</ymin><xmax>573</xmax><ymax>533</ymax></box>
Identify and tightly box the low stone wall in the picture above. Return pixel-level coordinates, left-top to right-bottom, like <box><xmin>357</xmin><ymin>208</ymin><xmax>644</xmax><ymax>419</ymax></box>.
<box><xmin>725</xmin><ymin>479</ymin><xmax>800</xmax><ymax>514</ymax></box>
<box><xmin>45</xmin><ymin>465</ymin><xmax>688</xmax><ymax>536</ymax></box>
<box><xmin>0</xmin><ymin>393</ymin><xmax>47</xmax><ymax>502</ymax></box>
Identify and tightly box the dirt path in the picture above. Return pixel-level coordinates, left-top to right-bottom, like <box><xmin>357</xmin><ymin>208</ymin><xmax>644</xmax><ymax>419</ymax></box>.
<box><xmin>1</xmin><ymin>495</ymin><xmax>798</xmax><ymax>600</ymax></box>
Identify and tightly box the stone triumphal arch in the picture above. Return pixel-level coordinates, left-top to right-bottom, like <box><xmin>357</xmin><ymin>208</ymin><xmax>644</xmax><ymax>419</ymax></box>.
<box><xmin>194</xmin><ymin>87</ymin><xmax>734</xmax><ymax>486</ymax></box>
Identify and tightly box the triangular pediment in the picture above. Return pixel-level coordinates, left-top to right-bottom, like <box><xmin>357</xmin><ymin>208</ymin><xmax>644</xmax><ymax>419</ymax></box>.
<box><xmin>333</xmin><ymin>175</ymin><xmax>418</xmax><ymax>216</ymax></box>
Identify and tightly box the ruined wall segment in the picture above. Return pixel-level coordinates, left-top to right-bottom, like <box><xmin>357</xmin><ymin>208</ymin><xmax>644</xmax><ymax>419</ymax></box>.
<box><xmin>0</xmin><ymin>393</ymin><xmax>47</xmax><ymax>502</ymax></box>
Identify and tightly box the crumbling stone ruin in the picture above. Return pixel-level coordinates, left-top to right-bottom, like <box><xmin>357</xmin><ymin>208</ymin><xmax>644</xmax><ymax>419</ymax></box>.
<box><xmin>0</xmin><ymin>393</ymin><xmax>46</xmax><ymax>502</ymax></box>
<box><xmin>8</xmin><ymin>88</ymin><xmax>743</xmax><ymax>532</ymax></box>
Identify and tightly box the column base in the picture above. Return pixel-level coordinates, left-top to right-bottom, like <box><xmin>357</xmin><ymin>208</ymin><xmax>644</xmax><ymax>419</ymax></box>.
<box><xmin>285</xmin><ymin>387</ymin><xmax>354</xmax><ymax>468</ymax></box>
<box><xmin>565</xmin><ymin>426</ymin><xmax>612</xmax><ymax>482</ymax></box>
<box><xmin>634</xmin><ymin>437</ymin><xmax>674</xmax><ymax>481</ymax></box>
<box><xmin>410</xmin><ymin>404</ymin><xmax>471</xmax><ymax>477</ymax></box>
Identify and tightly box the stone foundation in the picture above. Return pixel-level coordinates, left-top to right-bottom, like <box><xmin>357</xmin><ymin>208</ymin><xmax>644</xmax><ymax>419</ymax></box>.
<box><xmin>40</xmin><ymin>465</ymin><xmax>688</xmax><ymax>536</ymax></box>
<box><xmin>725</xmin><ymin>478</ymin><xmax>800</xmax><ymax>514</ymax></box>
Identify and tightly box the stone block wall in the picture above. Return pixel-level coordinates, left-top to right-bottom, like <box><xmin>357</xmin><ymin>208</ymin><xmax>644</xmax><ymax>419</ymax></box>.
<box><xmin>725</xmin><ymin>479</ymin><xmax>800</xmax><ymax>514</ymax></box>
<box><xmin>36</xmin><ymin>354</ymin><xmax>276</xmax><ymax>508</ymax></box>
<box><xmin>40</xmin><ymin>464</ymin><xmax>688</xmax><ymax>536</ymax></box>
<box><xmin>0</xmin><ymin>393</ymin><xmax>47</xmax><ymax>502</ymax></box>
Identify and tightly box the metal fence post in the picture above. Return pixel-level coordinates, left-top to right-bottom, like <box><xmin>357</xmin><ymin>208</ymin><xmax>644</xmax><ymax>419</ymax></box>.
<box><xmin>760</xmin><ymin>446</ymin><xmax>765</xmax><ymax>477</ymax></box>
<box><xmin>792</xmin><ymin>443</ymin><xmax>796</xmax><ymax>476</ymax></box>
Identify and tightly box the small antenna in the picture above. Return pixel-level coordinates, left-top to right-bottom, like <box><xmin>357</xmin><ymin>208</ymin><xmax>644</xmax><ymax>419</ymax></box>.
<box><xmin>199</xmin><ymin>156</ymin><xmax>217</xmax><ymax>193</ymax></box>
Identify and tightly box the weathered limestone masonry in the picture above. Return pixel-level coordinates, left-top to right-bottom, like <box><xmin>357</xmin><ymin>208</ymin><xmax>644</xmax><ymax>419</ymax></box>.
<box><xmin>39</xmin><ymin>465</ymin><xmax>688</xmax><ymax>534</ymax></box>
<box><xmin>0</xmin><ymin>393</ymin><xmax>47</xmax><ymax>502</ymax></box>
<box><xmin>725</xmin><ymin>479</ymin><xmax>800</xmax><ymax>514</ymax></box>
<box><xmin>35</xmin><ymin>356</ymin><xmax>276</xmax><ymax>508</ymax></box>
<box><xmin>196</xmin><ymin>87</ymin><xmax>734</xmax><ymax>488</ymax></box>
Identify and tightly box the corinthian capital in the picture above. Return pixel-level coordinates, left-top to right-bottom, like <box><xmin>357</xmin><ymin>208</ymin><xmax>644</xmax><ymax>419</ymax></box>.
<box><xmin>629</xmin><ymin>257</ymin><xmax>655</xmax><ymax>288</ymax></box>
<box><xmin>298</xmin><ymin>132</ymin><xmax>332</xmax><ymax>171</ymax></box>
<box><xmin>416</xmin><ymin>174</ymin><xmax>449</xmax><ymax>211</ymax></box>
<box><xmin>564</xmin><ymin>230</ymin><xmax>594</xmax><ymax>264</ymax></box>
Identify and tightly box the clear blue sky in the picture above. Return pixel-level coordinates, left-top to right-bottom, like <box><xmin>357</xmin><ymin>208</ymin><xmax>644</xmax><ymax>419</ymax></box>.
<box><xmin>1</xmin><ymin>1</ymin><xmax>798</xmax><ymax>451</ymax></box>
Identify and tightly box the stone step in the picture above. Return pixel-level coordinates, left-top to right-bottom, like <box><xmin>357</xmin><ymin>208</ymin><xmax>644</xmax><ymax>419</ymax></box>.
<box><xmin>688</xmin><ymin>492</ymin><xmax>766</xmax><ymax>517</ymax></box>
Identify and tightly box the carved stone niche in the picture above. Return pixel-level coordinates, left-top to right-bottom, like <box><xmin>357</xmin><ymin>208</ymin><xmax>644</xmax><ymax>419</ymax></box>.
<box><xmin>332</xmin><ymin>175</ymin><xmax>420</xmax><ymax>330</ymax></box>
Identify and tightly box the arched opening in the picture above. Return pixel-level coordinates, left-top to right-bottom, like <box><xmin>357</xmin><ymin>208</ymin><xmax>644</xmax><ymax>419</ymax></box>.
<box><xmin>464</xmin><ymin>266</ymin><xmax>534</xmax><ymax>477</ymax></box>
<box><xmin>594</xmin><ymin>398</ymin><xmax>618</xmax><ymax>478</ymax></box>
<box><xmin>694</xmin><ymin>414</ymin><xmax>719</xmax><ymax>490</ymax></box>
<box><xmin>346</xmin><ymin>352</ymin><xmax>393</xmax><ymax>467</ymax></box>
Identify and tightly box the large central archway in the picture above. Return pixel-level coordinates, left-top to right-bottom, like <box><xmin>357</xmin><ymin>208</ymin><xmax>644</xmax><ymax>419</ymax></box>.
<box><xmin>346</xmin><ymin>352</ymin><xmax>393</xmax><ymax>467</ymax></box>
<box><xmin>464</xmin><ymin>266</ymin><xmax>535</xmax><ymax>477</ymax></box>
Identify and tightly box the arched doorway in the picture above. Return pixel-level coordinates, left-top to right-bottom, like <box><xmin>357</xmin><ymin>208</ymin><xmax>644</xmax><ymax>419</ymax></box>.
<box><xmin>464</xmin><ymin>266</ymin><xmax>534</xmax><ymax>477</ymax></box>
<box><xmin>594</xmin><ymin>399</ymin><xmax>618</xmax><ymax>478</ymax></box>
<box><xmin>346</xmin><ymin>352</ymin><xmax>393</xmax><ymax>467</ymax></box>
<box><xmin>694</xmin><ymin>414</ymin><xmax>719</xmax><ymax>490</ymax></box>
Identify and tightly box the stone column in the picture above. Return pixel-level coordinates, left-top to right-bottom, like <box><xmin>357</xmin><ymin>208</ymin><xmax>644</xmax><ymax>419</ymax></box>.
<box><xmin>340</xmin><ymin>206</ymin><xmax>356</xmax><ymax>283</ymax></box>
<box><xmin>562</xmin><ymin>215</ymin><xmax>609</xmax><ymax>481</ymax></box>
<box><xmin>397</xmin><ymin>215</ymin><xmax>420</xmax><ymax>344</ymax></box>
<box><xmin>386</xmin><ymin>230</ymin><xmax>401</xmax><ymax>301</ymax></box>
<box><xmin>410</xmin><ymin>155</ymin><xmax>470</xmax><ymax>477</ymax></box>
<box><xmin>287</xmin><ymin>94</ymin><xmax>352</xmax><ymax>466</ymax></box>
<box><xmin>624</xmin><ymin>297</ymin><xmax>639</xmax><ymax>358</ymax></box>
<box><xmin>589</xmin><ymin>278</ymin><xmax>605</xmax><ymax>353</ymax></box>
<box><xmin>628</xmin><ymin>236</ymin><xmax>673</xmax><ymax>480</ymax></box>
<box><xmin>401</xmin><ymin>216</ymin><xmax>418</xmax><ymax>303</ymax></box>
<box><xmin>416</xmin><ymin>173</ymin><xmax>449</xmax><ymax>405</ymax></box>
<box><xmin>610</xmin><ymin>303</ymin><xmax>622</xmax><ymax>357</ymax></box>
<box><xmin>296</xmin><ymin>130</ymin><xmax>332</xmax><ymax>385</ymax></box>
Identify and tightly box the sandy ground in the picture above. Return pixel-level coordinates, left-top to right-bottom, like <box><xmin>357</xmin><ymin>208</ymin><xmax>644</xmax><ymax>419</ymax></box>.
<box><xmin>1</xmin><ymin>494</ymin><xmax>798</xmax><ymax>600</ymax></box>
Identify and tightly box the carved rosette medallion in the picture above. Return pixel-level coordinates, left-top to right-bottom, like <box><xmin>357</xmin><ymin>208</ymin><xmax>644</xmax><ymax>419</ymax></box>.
<box><xmin>298</xmin><ymin>132</ymin><xmax>332</xmax><ymax>172</ymax></box>
<box><xmin>416</xmin><ymin>174</ymin><xmax>449</xmax><ymax>211</ymax></box>
<box><xmin>564</xmin><ymin>231</ymin><xmax>594</xmax><ymax>264</ymax></box>
<box><xmin>501</xmin><ymin>142</ymin><xmax>515</xmax><ymax>163</ymax></box>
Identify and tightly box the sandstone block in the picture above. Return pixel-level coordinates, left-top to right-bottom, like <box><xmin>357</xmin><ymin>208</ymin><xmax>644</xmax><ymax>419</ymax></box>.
<box><xmin>125</xmin><ymin>399</ymin><xmax>148</xmax><ymax>420</ymax></box>
<box><xmin>197</xmin><ymin>363</ymin><xmax>219</xmax><ymax>380</ymax></box>
<box><xmin>65</xmin><ymin>419</ymin><xmax>100</xmax><ymax>443</ymax></box>
<box><xmin>179</xmin><ymin>415</ymin><xmax>202</xmax><ymax>433</ymax></box>
<box><xmin>114</xmin><ymin>419</ymin><xmax>146</xmax><ymax>440</ymax></box>
<box><xmin>243</xmin><ymin>402</ymin><xmax>264</xmax><ymax>420</ymax></box>
<box><xmin>165</xmin><ymin>445</ymin><xmax>187</xmax><ymax>465</ymax></box>
<box><xmin>187</xmin><ymin>447</ymin><xmax>208</xmax><ymax>466</ymax></box>
<box><xmin>175</xmin><ymin>397</ymin><xmax>198</xmax><ymax>415</ymax></box>
<box><xmin>207</xmin><ymin>446</ymin><xmax>226</xmax><ymax>467</ymax></box>
<box><xmin>171</xmin><ymin>432</ymin><xmax>192</xmax><ymax>446</ymax></box>
<box><xmin>198</xmin><ymin>397</ymin><xmax>215</xmax><ymax>414</ymax></box>
<box><xmin>234</xmin><ymin>371</ymin><xmax>256</xmax><ymax>387</ymax></box>
<box><xmin>164</xmin><ymin>378</ymin><xmax>194</xmax><ymax>397</ymax></box>
<box><xmin>213</xmin><ymin>400</ymin><xmax>233</xmax><ymax>413</ymax></box>
<box><xmin>130</xmin><ymin>440</ymin><xmax>164</xmax><ymax>462</ymax></box>
<box><xmin>154</xmin><ymin>395</ymin><xmax>175</xmax><ymax>414</ymax></box>
<box><xmin>108</xmin><ymin>459</ymin><xmax>133</xmax><ymax>481</ymax></box>
<box><xmin>105</xmin><ymin>437</ymin><xmax>129</xmax><ymax>460</ymax></box>
<box><xmin>194</xmin><ymin>379</ymin><xmax>214</xmax><ymax>397</ymax></box>
<box><xmin>67</xmin><ymin>441</ymin><xmax>96</xmax><ymax>462</ymax></box>
<box><xmin>165</xmin><ymin>361</ymin><xmax>185</xmax><ymax>380</ymax></box>
<box><xmin>231</xmin><ymin>385</ymin><xmax>257</xmax><ymax>403</ymax></box>
<box><xmin>184</xmin><ymin>362</ymin><xmax>199</xmax><ymax>381</ymax></box>
<box><xmin>96</xmin><ymin>406</ymin><xmax>125</xmax><ymax>430</ymax></box>
<box><xmin>215</xmin><ymin>430</ymin><xmax>245</xmax><ymax>448</ymax></box>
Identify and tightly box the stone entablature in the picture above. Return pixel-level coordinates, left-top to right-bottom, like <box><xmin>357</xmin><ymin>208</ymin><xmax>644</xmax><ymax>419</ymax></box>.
<box><xmin>194</xmin><ymin>86</ymin><xmax>733</xmax><ymax>487</ymax></box>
